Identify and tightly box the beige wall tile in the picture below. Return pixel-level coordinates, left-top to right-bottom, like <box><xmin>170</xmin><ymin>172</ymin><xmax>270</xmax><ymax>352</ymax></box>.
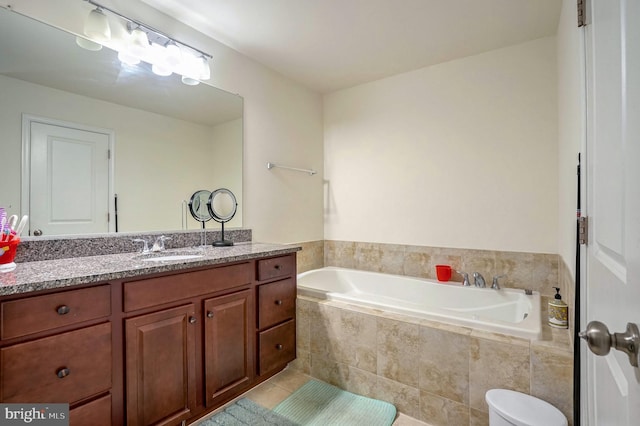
<box><xmin>469</xmin><ymin>337</ymin><xmax>530</xmax><ymax>411</ymax></box>
<box><xmin>289</xmin><ymin>348</ymin><xmax>310</xmax><ymax>374</ymax></box>
<box><xmin>374</xmin><ymin>376</ymin><xmax>421</xmax><ymax>419</ymax></box>
<box><xmin>325</xmin><ymin>240</ymin><xmax>356</xmax><ymax>268</ymax></box>
<box><xmin>469</xmin><ymin>408</ymin><xmax>489</xmax><ymax>426</ymax></box>
<box><xmin>355</xmin><ymin>242</ymin><xmax>406</xmax><ymax>274</ymax></box>
<box><xmin>532</xmin><ymin>253</ymin><xmax>559</xmax><ymax>297</ymax></box>
<box><xmin>309</xmin><ymin>303</ymin><xmax>378</xmax><ymax>372</ymax></box>
<box><xmin>531</xmin><ymin>346</ymin><xmax>573</xmax><ymax>425</ymax></box>
<box><xmin>403</xmin><ymin>245</ymin><xmax>433</xmax><ymax>279</ymax></box>
<box><xmin>295</xmin><ymin>240</ymin><xmax>324</xmax><ymax>273</ymax></box>
<box><xmin>309</xmin><ymin>356</ymin><xmax>378</xmax><ymax>398</ymax></box>
<box><xmin>419</xmin><ymin>390</ymin><xmax>469</xmax><ymax>426</ymax></box>
<box><xmin>296</xmin><ymin>298</ymin><xmax>312</xmax><ymax>352</ymax></box>
<box><xmin>494</xmin><ymin>251</ymin><xmax>534</xmax><ymax>290</ymax></box>
<box><xmin>419</xmin><ymin>326</ymin><xmax>470</xmax><ymax>404</ymax></box>
<box><xmin>377</xmin><ymin>318</ymin><xmax>421</xmax><ymax>387</ymax></box>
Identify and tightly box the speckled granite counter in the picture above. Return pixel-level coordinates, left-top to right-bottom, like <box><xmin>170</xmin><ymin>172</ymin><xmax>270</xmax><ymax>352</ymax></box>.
<box><xmin>0</xmin><ymin>242</ymin><xmax>300</xmax><ymax>296</ymax></box>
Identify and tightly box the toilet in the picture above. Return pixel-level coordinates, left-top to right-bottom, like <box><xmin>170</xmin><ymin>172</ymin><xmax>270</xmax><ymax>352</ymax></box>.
<box><xmin>485</xmin><ymin>389</ymin><xmax>567</xmax><ymax>426</ymax></box>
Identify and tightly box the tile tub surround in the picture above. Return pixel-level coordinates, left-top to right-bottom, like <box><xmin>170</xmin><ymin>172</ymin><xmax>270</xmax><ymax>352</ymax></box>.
<box><xmin>292</xmin><ymin>296</ymin><xmax>573</xmax><ymax>426</ymax></box>
<box><xmin>294</xmin><ymin>240</ymin><xmax>325</xmax><ymax>273</ymax></box>
<box><xmin>15</xmin><ymin>228</ymin><xmax>252</xmax><ymax>262</ymax></box>
<box><xmin>323</xmin><ymin>240</ymin><xmax>573</xmax><ymax>327</ymax></box>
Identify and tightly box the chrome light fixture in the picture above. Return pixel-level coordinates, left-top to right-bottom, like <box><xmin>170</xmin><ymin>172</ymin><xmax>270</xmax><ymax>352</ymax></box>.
<box><xmin>77</xmin><ymin>0</ymin><xmax>213</xmax><ymax>84</ymax></box>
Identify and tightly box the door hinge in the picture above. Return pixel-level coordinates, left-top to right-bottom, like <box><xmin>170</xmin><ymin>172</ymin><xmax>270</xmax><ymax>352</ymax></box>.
<box><xmin>577</xmin><ymin>0</ymin><xmax>586</xmax><ymax>27</ymax></box>
<box><xmin>579</xmin><ymin>216</ymin><xmax>588</xmax><ymax>245</ymax></box>
<box><xmin>107</xmin><ymin>149</ymin><xmax>111</xmax><ymax>160</ymax></box>
<box><xmin>107</xmin><ymin>212</ymin><xmax>110</xmax><ymax>222</ymax></box>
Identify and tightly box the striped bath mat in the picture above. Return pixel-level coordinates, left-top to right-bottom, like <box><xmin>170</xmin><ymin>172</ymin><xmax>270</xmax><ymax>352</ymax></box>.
<box><xmin>273</xmin><ymin>380</ymin><xmax>397</xmax><ymax>426</ymax></box>
<box><xmin>198</xmin><ymin>398</ymin><xmax>297</xmax><ymax>426</ymax></box>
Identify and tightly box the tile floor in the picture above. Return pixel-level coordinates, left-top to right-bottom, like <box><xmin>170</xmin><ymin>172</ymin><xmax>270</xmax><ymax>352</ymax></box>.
<box><xmin>198</xmin><ymin>367</ymin><xmax>432</xmax><ymax>426</ymax></box>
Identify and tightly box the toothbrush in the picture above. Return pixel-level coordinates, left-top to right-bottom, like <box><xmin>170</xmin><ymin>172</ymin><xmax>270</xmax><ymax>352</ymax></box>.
<box><xmin>15</xmin><ymin>215</ymin><xmax>28</xmax><ymax>237</ymax></box>
<box><xmin>0</xmin><ymin>217</ymin><xmax>5</xmax><ymax>242</ymax></box>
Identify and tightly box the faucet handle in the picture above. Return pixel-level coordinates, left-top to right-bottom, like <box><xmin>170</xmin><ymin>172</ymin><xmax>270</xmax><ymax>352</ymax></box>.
<box><xmin>492</xmin><ymin>275</ymin><xmax>505</xmax><ymax>290</ymax></box>
<box><xmin>152</xmin><ymin>235</ymin><xmax>171</xmax><ymax>251</ymax></box>
<box><xmin>132</xmin><ymin>238</ymin><xmax>150</xmax><ymax>254</ymax></box>
<box><xmin>456</xmin><ymin>270</ymin><xmax>471</xmax><ymax>286</ymax></box>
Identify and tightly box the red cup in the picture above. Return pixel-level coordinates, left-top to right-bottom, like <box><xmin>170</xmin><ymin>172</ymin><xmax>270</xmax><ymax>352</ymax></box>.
<box><xmin>0</xmin><ymin>236</ymin><xmax>20</xmax><ymax>266</ymax></box>
<box><xmin>435</xmin><ymin>264</ymin><xmax>452</xmax><ymax>282</ymax></box>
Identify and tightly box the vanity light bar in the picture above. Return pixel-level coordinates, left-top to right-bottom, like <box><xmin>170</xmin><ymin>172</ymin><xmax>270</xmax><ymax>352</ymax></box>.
<box><xmin>84</xmin><ymin>0</ymin><xmax>212</xmax><ymax>60</ymax></box>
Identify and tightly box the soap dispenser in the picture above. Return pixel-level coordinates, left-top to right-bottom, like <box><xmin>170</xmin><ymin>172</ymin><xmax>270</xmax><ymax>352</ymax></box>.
<box><xmin>548</xmin><ymin>287</ymin><xmax>568</xmax><ymax>329</ymax></box>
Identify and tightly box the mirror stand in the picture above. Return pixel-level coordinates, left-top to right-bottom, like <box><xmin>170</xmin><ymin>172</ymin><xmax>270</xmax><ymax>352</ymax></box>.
<box><xmin>207</xmin><ymin>188</ymin><xmax>238</xmax><ymax>247</ymax></box>
<box><xmin>188</xmin><ymin>190</ymin><xmax>212</xmax><ymax>247</ymax></box>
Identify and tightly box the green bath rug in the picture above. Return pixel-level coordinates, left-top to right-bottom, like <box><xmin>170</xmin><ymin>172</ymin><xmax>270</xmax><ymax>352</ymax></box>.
<box><xmin>198</xmin><ymin>398</ymin><xmax>298</xmax><ymax>426</ymax></box>
<box><xmin>273</xmin><ymin>380</ymin><xmax>397</xmax><ymax>426</ymax></box>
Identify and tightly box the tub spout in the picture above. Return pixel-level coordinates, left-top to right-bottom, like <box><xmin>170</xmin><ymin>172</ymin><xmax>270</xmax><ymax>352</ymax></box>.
<box><xmin>473</xmin><ymin>272</ymin><xmax>486</xmax><ymax>288</ymax></box>
<box><xmin>492</xmin><ymin>275</ymin><xmax>505</xmax><ymax>290</ymax></box>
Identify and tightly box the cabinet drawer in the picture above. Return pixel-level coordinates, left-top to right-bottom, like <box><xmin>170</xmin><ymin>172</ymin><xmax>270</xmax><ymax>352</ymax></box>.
<box><xmin>1</xmin><ymin>323</ymin><xmax>112</xmax><ymax>403</ymax></box>
<box><xmin>257</xmin><ymin>255</ymin><xmax>295</xmax><ymax>281</ymax></box>
<box><xmin>257</xmin><ymin>278</ymin><xmax>296</xmax><ymax>329</ymax></box>
<box><xmin>124</xmin><ymin>262</ymin><xmax>251</xmax><ymax>312</ymax></box>
<box><xmin>258</xmin><ymin>320</ymin><xmax>296</xmax><ymax>375</ymax></box>
<box><xmin>70</xmin><ymin>394</ymin><xmax>111</xmax><ymax>426</ymax></box>
<box><xmin>1</xmin><ymin>285</ymin><xmax>111</xmax><ymax>340</ymax></box>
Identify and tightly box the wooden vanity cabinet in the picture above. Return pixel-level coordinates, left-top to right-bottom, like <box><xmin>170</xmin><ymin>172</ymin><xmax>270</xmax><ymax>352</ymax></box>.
<box><xmin>125</xmin><ymin>304</ymin><xmax>197</xmax><ymax>426</ymax></box>
<box><xmin>0</xmin><ymin>285</ymin><xmax>113</xmax><ymax>425</ymax></box>
<box><xmin>0</xmin><ymin>251</ymin><xmax>297</xmax><ymax>426</ymax></box>
<box><xmin>256</xmin><ymin>254</ymin><xmax>297</xmax><ymax>377</ymax></box>
<box><xmin>204</xmin><ymin>289</ymin><xmax>253</xmax><ymax>406</ymax></box>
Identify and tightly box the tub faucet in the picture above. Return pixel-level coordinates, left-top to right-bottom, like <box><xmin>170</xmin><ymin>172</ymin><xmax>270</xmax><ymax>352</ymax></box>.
<box><xmin>457</xmin><ymin>270</ymin><xmax>471</xmax><ymax>286</ymax></box>
<box><xmin>492</xmin><ymin>275</ymin><xmax>505</xmax><ymax>290</ymax></box>
<box><xmin>473</xmin><ymin>272</ymin><xmax>486</xmax><ymax>288</ymax></box>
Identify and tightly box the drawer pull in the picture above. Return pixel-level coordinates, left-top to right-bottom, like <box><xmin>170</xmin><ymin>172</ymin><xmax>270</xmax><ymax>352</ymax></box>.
<box><xmin>206</xmin><ymin>311</ymin><xmax>214</xmax><ymax>318</ymax></box>
<box><xmin>56</xmin><ymin>305</ymin><xmax>71</xmax><ymax>315</ymax></box>
<box><xmin>56</xmin><ymin>367</ymin><xmax>71</xmax><ymax>378</ymax></box>
<box><xmin>275</xmin><ymin>344</ymin><xmax>283</xmax><ymax>350</ymax></box>
<box><xmin>189</xmin><ymin>316</ymin><xmax>197</xmax><ymax>324</ymax></box>
<box><xmin>274</xmin><ymin>264</ymin><xmax>281</xmax><ymax>270</ymax></box>
<box><xmin>274</xmin><ymin>299</ymin><xmax>283</xmax><ymax>306</ymax></box>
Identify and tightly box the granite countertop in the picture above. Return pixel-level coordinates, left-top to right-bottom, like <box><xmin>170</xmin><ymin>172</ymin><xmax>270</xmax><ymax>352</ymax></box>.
<box><xmin>0</xmin><ymin>242</ymin><xmax>300</xmax><ymax>296</ymax></box>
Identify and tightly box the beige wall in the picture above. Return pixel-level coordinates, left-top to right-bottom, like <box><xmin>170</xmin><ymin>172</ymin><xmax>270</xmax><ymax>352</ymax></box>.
<box><xmin>210</xmin><ymin>118</ymin><xmax>243</xmax><ymax>229</ymax></box>
<box><xmin>3</xmin><ymin>0</ymin><xmax>325</xmax><ymax>244</ymax></box>
<box><xmin>324</xmin><ymin>37</ymin><xmax>558</xmax><ymax>254</ymax></box>
<box><xmin>557</xmin><ymin>0</ymin><xmax>583</xmax><ymax>279</ymax></box>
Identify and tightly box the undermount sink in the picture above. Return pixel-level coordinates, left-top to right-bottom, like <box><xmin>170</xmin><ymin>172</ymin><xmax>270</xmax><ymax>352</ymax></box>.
<box><xmin>141</xmin><ymin>254</ymin><xmax>204</xmax><ymax>262</ymax></box>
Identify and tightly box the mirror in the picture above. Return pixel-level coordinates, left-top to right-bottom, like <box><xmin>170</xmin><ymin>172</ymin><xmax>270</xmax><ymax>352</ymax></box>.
<box><xmin>188</xmin><ymin>190</ymin><xmax>213</xmax><ymax>225</ymax></box>
<box><xmin>0</xmin><ymin>7</ymin><xmax>243</xmax><ymax>236</ymax></box>
<box><xmin>207</xmin><ymin>188</ymin><xmax>238</xmax><ymax>246</ymax></box>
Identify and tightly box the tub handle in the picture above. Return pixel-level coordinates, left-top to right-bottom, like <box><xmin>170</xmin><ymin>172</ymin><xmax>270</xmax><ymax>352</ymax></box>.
<box><xmin>456</xmin><ymin>270</ymin><xmax>470</xmax><ymax>286</ymax></box>
<box><xmin>492</xmin><ymin>275</ymin><xmax>505</xmax><ymax>290</ymax></box>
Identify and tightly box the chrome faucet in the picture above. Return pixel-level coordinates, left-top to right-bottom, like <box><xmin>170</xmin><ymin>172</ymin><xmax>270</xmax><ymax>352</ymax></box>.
<box><xmin>151</xmin><ymin>235</ymin><xmax>171</xmax><ymax>252</ymax></box>
<box><xmin>473</xmin><ymin>272</ymin><xmax>486</xmax><ymax>288</ymax></box>
<box><xmin>132</xmin><ymin>238</ymin><xmax>150</xmax><ymax>254</ymax></box>
<box><xmin>492</xmin><ymin>275</ymin><xmax>505</xmax><ymax>290</ymax></box>
<box><xmin>457</xmin><ymin>270</ymin><xmax>471</xmax><ymax>286</ymax></box>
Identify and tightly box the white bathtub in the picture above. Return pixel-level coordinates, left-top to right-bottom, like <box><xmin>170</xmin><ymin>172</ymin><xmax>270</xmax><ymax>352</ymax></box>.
<box><xmin>297</xmin><ymin>267</ymin><xmax>541</xmax><ymax>340</ymax></box>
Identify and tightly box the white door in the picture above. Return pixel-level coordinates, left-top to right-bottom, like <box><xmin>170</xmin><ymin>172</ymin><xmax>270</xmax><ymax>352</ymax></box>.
<box><xmin>583</xmin><ymin>0</ymin><xmax>640</xmax><ymax>424</ymax></box>
<box><xmin>25</xmin><ymin>119</ymin><xmax>113</xmax><ymax>236</ymax></box>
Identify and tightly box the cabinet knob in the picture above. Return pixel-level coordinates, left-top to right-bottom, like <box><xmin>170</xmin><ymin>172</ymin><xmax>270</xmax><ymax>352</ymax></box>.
<box><xmin>274</xmin><ymin>264</ymin><xmax>281</xmax><ymax>270</ymax></box>
<box><xmin>275</xmin><ymin>344</ymin><xmax>283</xmax><ymax>350</ymax></box>
<box><xmin>56</xmin><ymin>367</ymin><xmax>70</xmax><ymax>378</ymax></box>
<box><xmin>207</xmin><ymin>311</ymin><xmax>214</xmax><ymax>318</ymax></box>
<box><xmin>274</xmin><ymin>299</ymin><xmax>283</xmax><ymax>306</ymax></box>
<box><xmin>56</xmin><ymin>305</ymin><xmax>70</xmax><ymax>315</ymax></box>
<box><xmin>189</xmin><ymin>316</ymin><xmax>197</xmax><ymax>324</ymax></box>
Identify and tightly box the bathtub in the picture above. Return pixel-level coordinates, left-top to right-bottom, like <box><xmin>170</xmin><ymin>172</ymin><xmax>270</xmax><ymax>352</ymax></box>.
<box><xmin>297</xmin><ymin>267</ymin><xmax>541</xmax><ymax>340</ymax></box>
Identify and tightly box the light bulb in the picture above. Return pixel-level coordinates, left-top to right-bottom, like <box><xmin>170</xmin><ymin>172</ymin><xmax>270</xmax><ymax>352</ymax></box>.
<box><xmin>118</xmin><ymin>50</ymin><xmax>140</xmax><ymax>65</ymax></box>
<box><xmin>129</xmin><ymin>28</ymin><xmax>149</xmax><ymax>58</ymax></box>
<box><xmin>75</xmin><ymin>36</ymin><xmax>103</xmax><ymax>51</ymax></box>
<box><xmin>165</xmin><ymin>43</ymin><xmax>182</xmax><ymax>68</ymax></box>
<box><xmin>181</xmin><ymin>76</ymin><xmax>200</xmax><ymax>86</ymax></box>
<box><xmin>84</xmin><ymin>8</ymin><xmax>111</xmax><ymax>42</ymax></box>
<box><xmin>199</xmin><ymin>56</ymin><xmax>211</xmax><ymax>80</ymax></box>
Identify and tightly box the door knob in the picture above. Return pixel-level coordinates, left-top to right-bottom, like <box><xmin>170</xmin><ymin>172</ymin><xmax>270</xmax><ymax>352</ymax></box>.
<box><xmin>33</xmin><ymin>229</ymin><xmax>43</xmax><ymax>236</ymax></box>
<box><xmin>579</xmin><ymin>321</ymin><xmax>640</xmax><ymax>368</ymax></box>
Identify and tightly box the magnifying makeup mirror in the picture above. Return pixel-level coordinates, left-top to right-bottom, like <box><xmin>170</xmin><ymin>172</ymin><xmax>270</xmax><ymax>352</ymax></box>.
<box><xmin>207</xmin><ymin>188</ymin><xmax>238</xmax><ymax>246</ymax></box>
<box><xmin>189</xmin><ymin>189</ymin><xmax>212</xmax><ymax>246</ymax></box>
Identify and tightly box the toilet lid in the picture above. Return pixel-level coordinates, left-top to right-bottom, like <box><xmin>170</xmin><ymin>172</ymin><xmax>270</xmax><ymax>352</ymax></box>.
<box><xmin>486</xmin><ymin>389</ymin><xmax>567</xmax><ymax>426</ymax></box>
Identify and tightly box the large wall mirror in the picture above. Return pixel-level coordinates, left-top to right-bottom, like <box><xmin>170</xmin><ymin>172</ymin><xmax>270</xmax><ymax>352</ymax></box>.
<box><xmin>0</xmin><ymin>7</ymin><xmax>243</xmax><ymax>237</ymax></box>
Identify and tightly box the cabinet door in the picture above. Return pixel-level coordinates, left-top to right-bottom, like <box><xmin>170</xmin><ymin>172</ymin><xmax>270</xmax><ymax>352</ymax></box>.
<box><xmin>204</xmin><ymin>289</ymin><xmax>253</xmax><ymax>406</ymax></box>
<box><xmin>125</xmin><ymin>305</ymin><xmax>196</xmax><ymax>426</ymax></box>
